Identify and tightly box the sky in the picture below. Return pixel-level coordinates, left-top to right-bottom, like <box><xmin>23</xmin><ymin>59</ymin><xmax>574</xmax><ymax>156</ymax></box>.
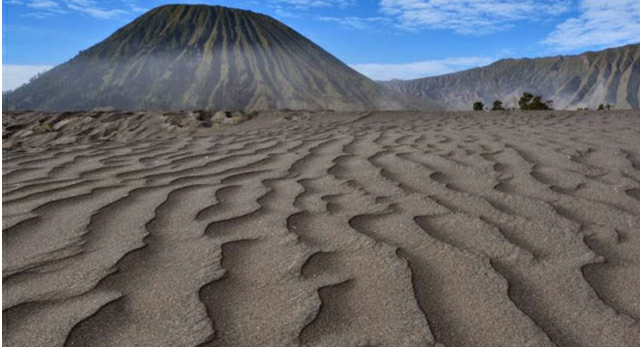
<box><xmin>2</xmin><ymin>0</ymin><xmax>640</xmax><ymax>91</ymax></box>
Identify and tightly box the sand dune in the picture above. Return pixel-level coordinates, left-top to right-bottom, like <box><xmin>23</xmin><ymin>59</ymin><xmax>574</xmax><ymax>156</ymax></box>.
<box><xmin>3</xmin><ymin>110</ymin><xmax>640</xmax><ymax>346</ymax></box>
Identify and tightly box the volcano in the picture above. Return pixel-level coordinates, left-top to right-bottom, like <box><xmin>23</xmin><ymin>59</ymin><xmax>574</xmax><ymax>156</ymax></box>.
<box><xmin>3</xmin><ymin>4</ymin><xmax>433</xmax><ymax>112</ymax></box>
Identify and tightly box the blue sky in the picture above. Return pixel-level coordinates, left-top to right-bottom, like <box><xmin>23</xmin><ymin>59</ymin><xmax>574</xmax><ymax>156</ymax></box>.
<box><xmin>2</xmin><ymin>0</ymin><xmax>640</xmax><ymax>90</ymax></box>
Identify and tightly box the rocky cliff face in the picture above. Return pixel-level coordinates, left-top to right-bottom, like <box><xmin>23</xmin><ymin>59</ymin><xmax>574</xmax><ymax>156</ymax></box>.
<box><xmin>384</xmin><ymin>44</ymin><xmax>640</xmax><ymax>110</ymax></box>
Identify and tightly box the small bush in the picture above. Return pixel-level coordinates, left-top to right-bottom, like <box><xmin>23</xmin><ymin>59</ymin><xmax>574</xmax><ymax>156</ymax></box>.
<box><xmin>473</xmin><ymin>101</ymin><xmax>485</xmax><ymax>111</ymax></box>
<box><xmin>491</xmin><ymin>100</ymin><xmax>505</xmax><ymax>111</ymax></box>
<box><xmin>518</xmin><ymin>92</ymin><xmax>552</xmax><ymax>110</ymax></box>
<box><xmin>598</xmin><ymin>104</ymin><xmax>613</xmax><ymax>111</ymax></box>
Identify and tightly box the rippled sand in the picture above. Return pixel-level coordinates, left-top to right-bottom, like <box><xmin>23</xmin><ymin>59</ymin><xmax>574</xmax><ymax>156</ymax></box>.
<box><xmin>3</xmin><ymin>110</ymin><xmax>640</xmax><ymax>346</ymax></box>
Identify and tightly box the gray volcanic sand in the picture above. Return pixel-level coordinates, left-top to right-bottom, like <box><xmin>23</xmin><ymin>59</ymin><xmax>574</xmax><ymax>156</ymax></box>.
<box><xmin>3</xmin><ymin>110</ymin><xmax>640</xmax><ymax>347</ymax></box>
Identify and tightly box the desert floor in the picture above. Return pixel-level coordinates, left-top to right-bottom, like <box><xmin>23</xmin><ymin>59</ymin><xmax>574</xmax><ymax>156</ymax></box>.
<box><xmin>3</xmin><ymin>110</ymin><xmax>640</xmax><ymax>347</ymax></box>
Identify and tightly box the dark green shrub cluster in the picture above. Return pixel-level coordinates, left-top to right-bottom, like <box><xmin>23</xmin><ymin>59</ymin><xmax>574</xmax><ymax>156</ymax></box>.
<box><xmin>473</xmin><ymin>92</ymin><xmax>553</xmax><ymax>111</ymax></box>
<box><xmin>491</xmin><ymin>100</ymin><xmax>505</xmax><ymax>111</ymax></box>
<box><xmin>518</xmin><ymin>92</ymin><xmax>552</xmax><ymax>110</ymax></box>
<box><xmin>597</xmin><ymin>104</ymin><xmax>613</xmax><ymax>111</ymax></box>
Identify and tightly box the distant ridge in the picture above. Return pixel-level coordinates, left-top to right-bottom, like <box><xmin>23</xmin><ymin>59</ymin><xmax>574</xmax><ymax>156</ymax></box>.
<box><xmin>383</xmin><ymin>44</ymin><xmax>640</xmax><ymax>110</ymax></box>
<box><xmin>3</xmin><ymin>4</ymin><xmax>436</xmax><ymax>112</ymax></box>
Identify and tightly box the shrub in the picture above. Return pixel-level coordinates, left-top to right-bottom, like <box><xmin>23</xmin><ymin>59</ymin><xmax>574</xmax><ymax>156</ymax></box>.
<box><xmin>473</xmin><ymin>101</ymin><xmax>485</xmax><ymax>111</ymax></box>
<box><xmin>519</xmin><ymin>92</ymin><xmax>552</xmax><ymax>110</ymax></box>
<box><xmin>518</xmin><ymin>92</ymin><xmax>533</xmax><ymax>110</ymax></box>
<box><xmin>491</xmin><ymin>100</ymin><xmax>505</xmax><ymax>111</ymax></box>
<box><xmin>598</xmin><ymin>104</ymin><xmax>613</xmax><ymax>111</ymax></box>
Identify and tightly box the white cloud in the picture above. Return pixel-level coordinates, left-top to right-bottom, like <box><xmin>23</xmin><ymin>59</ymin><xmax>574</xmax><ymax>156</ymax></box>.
<box><xmin>317</xmin><ymin>16</ymin><xmax>390</xmax><ymax>29</ymax></box>
<box><xmin>543</xmin><ymin>0</ymin><xmax>640</xmax><ymax>50</ymax></box>
<box><xmin>9</xmin><ymin>0</ymin><xmax>130</xmax><ymax>19</ymax></box>
<box><xmin>18</xmin><ymin>0</ymin><xmax>67</xmax><ymax>16</ymax></box>
<box><xmin>27</xmin><ymin>0</ymin><xmax>60</xmax><ymax>9</ymax></box>
<box><xmin>379</xmin><ymin>0</ymin><xmax>571</xmax><ymax>34</ymax></box>
<box><xmin>273</xmin><ymin>6</ymin><xmax>299</xmax><ymax>18</ymax></box>
<box><xmin>2</xmin><ymin>65</ymin><xmax>54</xmax><ymax>91</ymax></box>
<box><xmin>23</xmin><ymin>11</ymin><xmax>57</xmax><ymax>18</ymax></box>
<box><xmin>62</xmin><ymin>0</ymin><xmax>127</xmax><ymax>19</ymax></box>
<box><xmin>270</xmin><ymin>0</ymin><xmax>356</xmax><ymax>18</ymax></box>
<box><xmin>350</xmin><ymin>56</ymin><xmax>496</xmax><ymax>80</ymax></box>
<box><xmin>271</xmin><ymin>0</ymin><xmax>355</xmax><ymax>9</ymax></box>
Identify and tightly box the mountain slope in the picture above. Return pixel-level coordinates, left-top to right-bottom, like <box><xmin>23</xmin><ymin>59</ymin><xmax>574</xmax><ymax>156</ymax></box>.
<box><xmin>384</xmin><ymin>44</ymin><xmax>640</xmax><ymax>110</ymax></box>
<box><xmin>3</xmin><ymin>5</ymin><xmax>434</xmax><ymax>112</ymax></box>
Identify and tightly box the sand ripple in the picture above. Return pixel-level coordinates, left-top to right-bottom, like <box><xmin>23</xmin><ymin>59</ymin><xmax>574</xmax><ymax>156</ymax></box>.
<box><xmin>3</xmin><ymin>111</ymin><xmax>640</xmax><ymax>346</ymax></box>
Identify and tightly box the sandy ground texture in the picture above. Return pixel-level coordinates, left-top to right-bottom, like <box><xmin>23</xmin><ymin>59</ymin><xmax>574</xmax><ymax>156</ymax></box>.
<box><xmin>3</xmin><ymin>110</ymin><xmax>640</xmax><ymax>347</ymax></box>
